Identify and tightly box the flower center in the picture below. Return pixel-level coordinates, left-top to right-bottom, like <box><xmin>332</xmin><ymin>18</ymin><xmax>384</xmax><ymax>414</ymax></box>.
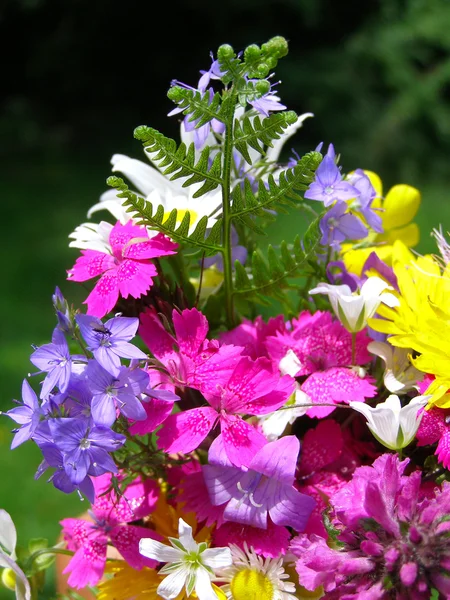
<box><xmin>230</xmin><ymin>569</ymin><xmax>274</xmax><ymax>600</ymax></box>
<box><xmin>324</xmin><ymin>185</ymin><xmax>334</xmax><ymax>195</ymax></box>
<box><xmin>164</xmin><ymin>208</ymin><xmax>198</xmax><ymax>225</ymax></box>
<box><xmin>80</xmin><ymin>438</ymin><xmax>91</xmax><ymax>450</ymax></box>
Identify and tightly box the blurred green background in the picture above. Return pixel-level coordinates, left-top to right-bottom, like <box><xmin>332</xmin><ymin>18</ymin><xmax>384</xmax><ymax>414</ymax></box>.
<box><xmin>1</xmin><ymin>0</ymin><xmax>450</xmax><ymax>597</ymax></box>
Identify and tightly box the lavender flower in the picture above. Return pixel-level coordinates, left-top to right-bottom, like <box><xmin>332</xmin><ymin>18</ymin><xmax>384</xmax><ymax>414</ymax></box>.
<box><xmin>30</xmin><ymin>328</ymin><xmax>83</xmax><ymax>398</ymax></box>
<box><xmin>86</xmin><ymin>361</ymin><xmax>148</xmax><ymax>426</ymax></box>
<box><xmin>203</xmin><ymin>436</ymin><xmax>315</xmax><ymax>531</ymax></box>
<box><xmin>36</xmin><ymin>443</ymin><xmax>95</xmax><ymax>502</ymax></box>
<box><xmin>248</xmin><ymin>81</ymin><xmax>287</xmax><ymax>117</ymax></box>
<box><xmin>4</xmin><ymin>379</ymin><xmax>41</xmax><ymax>449</ymax></box>
<box><xmin>348</xmin><ymin>169</ymin><xmax>384</xmax><ymax>233</ymax></box>
<box><xmin>48</xmin><ymin>417</ymin><xmax>125</xmax><ymax>484</ymax></box>
<box><xmin>76</xmin><ymin>314</ymin><xmax>147</xmax><ymax>376</ymax></box>
<box><xmin>52</xmin><ymin>286</ymin><xmax>74</xmax><ymax>334</ymax></box>
<box><xmin>304</xmin><ymin>151</ymin><xmax>359</xmax><ymax>207</ymax></box>
<box><xmin>319</xmin><ymin>201</ymin><xmax>368</xmax><ymax>249</ymax></box>
<box><xmin>291</xmin><ymin>453</ymin><xmax>450</xmax><ymax>598</ymax></box>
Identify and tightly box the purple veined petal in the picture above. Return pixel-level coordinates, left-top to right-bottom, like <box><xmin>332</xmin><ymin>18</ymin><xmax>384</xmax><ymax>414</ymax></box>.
<box><xmin>338</xmin><ymin>213</ymin><xmax>368</xmax><ymax>240</ymax></box>
<box><xmin>10</xmin><ymin>424</ymin><xmax>33</xmax><ymax>449</ymax></box>
<box><xmin>123</xmin><ymin>368</ymin><xmax>150</xmax><ymax>395</ymax></box>
<box><xmin>145</xmin><ymin>388</ymin><xmax>180</xmax><ymax>402</ymax></box>
<box><xmin>304</xmin><ymin>182</ymin><xmax>330</xmax><ymax>203</ymax></box>
<box><xmin>75</xmin><ymin>314</ymin><xmax>104</xmax><ymax>348</ymax></box>
<box><xmin>30</xmin><ymin>344</ymin><xmax>66</xmax><ymax>371</ymax></box>
<box><xmin>331</xmin><ymin>181</ymin><xmax>361</xmax><ymax>201</ymax></box>
<box><xmin>93</xmin><ymin>346</ymin><xmax>122</xmax><ymax>376</ymax></box>
<box><xmin>35</xmin><ymin>458</ymin><xmax>49</xmax><ymax>480</ymax></box>
<box><xmin>223</xmin><ymin>489</ymin><xmax>268</xmax><ymax>529</ymax></box>
<box><xmin>87</xmin><ymin>447</ymin><xmax>118</xmax><ymax>477</ymax></box>
<box><xmin>86</xmin><ymin>360</ymin><xmax>114</xmax><ymax>393</ymax></box>
<box><xmin>52</xmin><ymin>470</ymin><xmax>78</xmax><ymax>494</ymax></box>
<box><xmin>91</xmin><ymin>394</ymin><xmax>117</xmax><ymax>427</ymax></box>
<box><xmin>64</xmin><ymin>446</ymin><xmax>91</xmax><ymax>484</ymax></box>
<box><xmin>40</xmin><ymin>367</ymin><xmax>62</xmax><ymax>399</ymax></box>
<box><xmin>51</xmin><ymin>327</ymin><xmax>70</xmax><ymax>352</ymax></box>
<box><xmin>202</xmin><ymin>463</ymin><xmax>242</xmax><ymax>506</ymax></box>
<box><xmin>117</xmin><ymin>393</ymin><xmax>147</xmax><ymax>422</ymax></box>
<box><xmin>6</xmin><ymin>406</ymin><xmax>33</xmax><ymax>425</ymax></box>
<box><xmin>315</xmin><ymin>155</ymin><xmax>341</xmax><ymax>187</ymax></box>
<box><xmin>268</xmin><ymin>482</ymin><xmax>316</xmax><ymax>532</ymax></box>
<box><xmin>361</xmin><ymin>207</ymin><xmax>384</xmax><ymax>233</ymax></box>
<box><xmin>106</xmin><ymin>316</ymin><xmax>139</xmax><ymax>340</ymax></box>
<box><xmin>248</xmin><ymin>435</ymin><xmax>300</xmax><ymax>483</ymax></box>
<box><xmin>87</xmin><ymin>426</ymin><xmax>126</xmax><ymax>452</ymax></box>
<box><xmin>21</xmin><ymin>379</ymin><xmax>39</xmax><ymax>410</ymax></box>
<box><xmin>231</xmin><ymin>245</ymin><xmax>248</xmax><ymax>266</ymax></box>
<box><xmin>48</xmin><ymin>418</ymin><xmax>88</xmax><ymax>452</ymax></box>
<box><xmin>110</xmin><ymin>341</ymin><xmax>148</xmax><ymax>361</ymax></box>
<box><xmin>39</xmin><ymin>443</ymin><xmax>63</xmax><ymax>468</ymax></box>
<box><xmin>207</xmin><ymin>435</ymin><xmax>233</xmax><ymax>467</ymax></box>
<box><xmin>79</xmin><ymin>476</ymin><xmax>95</xmax><ymax>503</ymax></box>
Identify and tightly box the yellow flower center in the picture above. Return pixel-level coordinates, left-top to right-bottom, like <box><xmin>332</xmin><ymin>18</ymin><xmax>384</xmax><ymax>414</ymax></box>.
<box><xmin>164</xmin><ymin>209</ymin><xmax>198</xmax><ymax>224</ymax></box>
<box><xmin>230</xmin><ymin>568</ymin><xmax>274</xmax><ymax>600</ymax></box>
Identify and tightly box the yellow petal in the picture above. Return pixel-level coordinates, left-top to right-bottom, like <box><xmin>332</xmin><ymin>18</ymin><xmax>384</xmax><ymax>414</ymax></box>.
<box><xmin>377</xmin><ymin>223</ymin><xmax>420</xmax><ymax>248</ymax></box>
<box><xmin>382</xmin><ymin>184</ymin><xmax>421</xmax><ymax>230</ymax></box>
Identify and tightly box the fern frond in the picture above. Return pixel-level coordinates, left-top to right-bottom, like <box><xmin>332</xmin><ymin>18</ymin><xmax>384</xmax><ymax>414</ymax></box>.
<box><xmin>234</xmin><ymin>111</ymin><xmax>298</xmax><ymax>164</ymax></box>
<box><xmin>231</xmin><ymin>151</ymin><xmax>321</xmax><ymax>225</ymax></box>
<box><xmin>107</xmin><ymin>176</ymin><xmax>222</xmax><ymax>256</ymax></box>
<box><xmin>233</xmin><ymin>217</ymin><xmax>322</xmax><ymax>302</ymax></box>
<box><xmin>133</xmin><ymin>126</ymin><xmax>223</xmax><ymax>197</ymax></box>
<box><xmin>167</xmin><ymin>86</ymin><xmax>224</xmax><ymax>127</ymax></box>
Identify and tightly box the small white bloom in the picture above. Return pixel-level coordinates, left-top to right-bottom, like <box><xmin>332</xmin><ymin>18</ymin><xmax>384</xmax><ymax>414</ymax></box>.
<box><xmin>139</xmin><ymin>518</ymin><xmax>232</xmax><ymax>600</ymax></box>
<box><xmin>368</xmin><ymin>341</ymin><xmax>424</xmax><ymax>394</ymax></box>
<box><xmin>309</xmin><ymin>276</ymin><xmax>399</xmax><ymax>333</ymax></box>
<box><xmin>68</xmin><ymin>220</ymin><xmax>114</xmax><ymax>252</ymax></box>
<box><xmin>0</xmin><ymin>510</ymin><xmax>31</xmax><ymax>600</ymax></box>
<box><xmin>349</xmin><ymin>394</ymin><xmax>430</xmax><ymax>450</ymax></box>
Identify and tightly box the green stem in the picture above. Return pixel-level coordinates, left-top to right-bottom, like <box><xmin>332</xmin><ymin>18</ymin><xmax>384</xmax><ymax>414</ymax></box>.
<box><xmin>25</xmin><ymin>546</ymin><xmax>74</xmax><ymax>572</ymax></box>
<box><xmin>351</xmin><ymin>332</ymin><xmax>356</xmax><ymax>366</ymax></box>
<box><xmin>220</xmin><ymin>93</ymin><xmax>237</xmax><ymax>328</ymax></box>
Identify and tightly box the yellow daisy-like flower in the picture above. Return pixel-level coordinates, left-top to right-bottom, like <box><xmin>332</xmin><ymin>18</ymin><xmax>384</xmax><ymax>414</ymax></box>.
<box><xmin>368</xmin><ymin>241</ymin><xmax>450</xmax><ymax>407</ymax></box>
<box><xmin>341</xmin><ymin>171</ymin><xmax>421</xmax><ymax>276</ymax></box>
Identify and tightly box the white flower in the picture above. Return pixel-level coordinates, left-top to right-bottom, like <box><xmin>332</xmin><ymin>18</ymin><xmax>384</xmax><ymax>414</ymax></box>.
<box><xmin>68</xmin><ymin>220</ymin><xmax>114</xmax><ymax>252</ymax></box>
<box><xmin>139</xmin><ymin>518</ymin><xmax>232</xmax><ymax>600</ymax></box>
<box><xmin>349</xmin><ymin>394</ymin><xmax>430</xmax><ymax>450</ymax></box>
<box><xmin>216</xmin><ymin>543</ymin><xmax>297</xmax><ymax>600</ymax></box>
<box><xmin>0</xmin><ymin>510</ymin><xmax>31</xmax><ymax>600</ymax></box>
<box><xmin>259</xmin><ymin>350</ymin><xmax>310</xmax><ymax>440</ymax></box>
<box><xmin>368</xmin><ymin>341</ymin><xmax>424</xmax><ymax>394</ymax></box>
<box><xmin>309</xmin><ymin>276</ymin><xmax>399</xmax><ymax>333</ymax></box>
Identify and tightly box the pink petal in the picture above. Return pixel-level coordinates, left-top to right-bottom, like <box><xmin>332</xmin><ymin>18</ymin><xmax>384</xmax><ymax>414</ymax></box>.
<box><xmin>84</xmin><ymin>271</ymin><xmax>119</xmax><ymax>318</ymax></box>
<box><xmin>213</xmin><ymin>520</ymin><xmax>290</xmax><ymax>558</ymax></box>
<box><xmin>116</xmin><ymin>259</ymin><xmax>157</xmax><ymax>298</ymax></box>
<box><xmin>172</xmin><ymin>308</ymin><xmax>209</xmax><ymax>358</ymax></box>
<box><xmin>110</xmin><ymin>525</ymin><xmax>160</xmax><ymax>569</ymax></box>
<box><xmin>179</xmin><ymin>470</ymin><xmax>226</xmax><ymax>528</ymax></box>
<box><xmin>124</xmin><ymin>232</ymin><xmax>178</xmax><ymax>259</ymax></box>
<box><xmin>63</xmin><ymin>532</ymin><xmax>108</xmax><ymax>588</ymax></box>
<box><xmin>191</xmin><ymin>343</ymin><xmax>243</xmax><ymax>400</ymax></box>
<box><xmin>109</xmin><ymin>221</ymin><xmax>148</xmax><ymax>256</ymax></box>
<box><xmin>436</xmin><ymin>431</ymin><xmax>450</xmax><ymax>469</ymax></box>
<box><xmin>302</xmin><ymin>368</ymin><xmax>376</xmax><ymax>418</ymax></box>
<box><xmin>129</xmin><ymin>397</ymin><xmax>175</xmax><ymax>436</ymax></box>
<box><xmin>157</xmin><ymin>407</ymin><xmax>218</xmax><ymax>454</ymax></box>
<box><xmin>139</xmin><ymin>309</ymin><xmax>178</xmax><ymax>363</ymax></box>
<box><xmin>416</xmin><ymin>408</ymin><xmax>447</xmax><ymax>446</ymax></box>
<box><xmin>219</xmin><ymin>414</ymin><xmax>267</xmax><ymax>467</ymax></box>
<box><xmin>60</xmin><ymin>518</ymin><xmax>93</xmax><ymax>552</ymax></box>
<box><xmin>298</xmin><ymin>419</ymin><xmax>343</xmax><ymax>476</ymax></box>
<box><xmin>68</xmin><ymin>250</ymin><xmax>115</xmax><ymax>282</ymax></box>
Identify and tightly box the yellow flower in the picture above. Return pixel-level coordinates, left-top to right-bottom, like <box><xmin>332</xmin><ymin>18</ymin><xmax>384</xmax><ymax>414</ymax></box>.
<box><xmin>341</xmin><ymin>172</ymin><xmax>421</xmax><ymax>276</ymax></box>
<box><xmin>368</xmin><ymin>241</ymin><xmax>450</xmax><ymax>407</ymax></box>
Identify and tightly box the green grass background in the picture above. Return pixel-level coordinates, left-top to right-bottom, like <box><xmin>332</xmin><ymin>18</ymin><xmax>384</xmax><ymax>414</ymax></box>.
<box><xmin>0</xmin><ymin>148</ymin><xmax>448</xmax><ymax>598</ymax></box>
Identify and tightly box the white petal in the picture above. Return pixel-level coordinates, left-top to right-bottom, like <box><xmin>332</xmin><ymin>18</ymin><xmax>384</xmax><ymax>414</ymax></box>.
<box><xmin>0</xmin><ymin>510</ymin><xmax>16</xmax><ymax>554</ymax></box>
<box><xmin>139</xmin><ymin>538</ymin><xmax>182</xmax><ymax>563</ymax></box>
<box><xmin>202</xmin><ymin>547</ymin><xmax>232</xmax><ymax>569</ymax></box>
<box><xmin>380</xmin><ymin>292</ymin><xmax>400</xmax><ymax>308</ymax></box>
<box><xmin>367</xmin><ymin>341</ymin><xmax>393</xmax><ymax>368</ymax></box>
<box><xmin>399</xmin><ymin>395</ymin><xmax>430</xmax><ymax>446</ymax></box>
<box><xmin>0</xmin><ymin>550</ymin><xmax>31</xmax><ymax>600</ymax></box>
<box><xmin>266</xmin><ymin>112</ymin><xmax>314</xmax><ymax>163</ymax></box>
<box><xmin>360</xmin><ymin>276</ymin><xmax>391</xmax><ymax>300</ymax></box>
<box><xmin>336</xmin><ymin>294</ymin><xmax>366</xmax><ymax>331</ymax></box>
<box><xmin>178</xmin><ymin>518</ymin><xmax>198</xmax><ymax>552</ymax></box>
<box><xmin>157</xmin><ymin>566</ymin><xmax>188</xmax><ymax>600</ymax></box>
<box><xmin>194</xmin><ymin>567</ymin><xmax>218</xmax><ymax>600</ymax></box>
<box><xmin>111</xmin><ymin>154</ymin><xmax>179</xmax><ymax>197</ymax></box>
<box><xmin>279</xmin><ymin>349</ymin><xmax>302</xmax><ymax>377</ymax></box>
<box><xmin>349</xmin><ymin>401</ymin><xmax>399</xmax><ymax>448</ymax></box>
<box><xmin>384</xmin><ymin>370</ymin><xmax>408</xmax><ymax>394</ymax></box>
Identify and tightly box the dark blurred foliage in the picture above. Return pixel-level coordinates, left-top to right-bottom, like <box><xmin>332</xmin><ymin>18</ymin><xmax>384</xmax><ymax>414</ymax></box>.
<box><xmin>2</xmin><ymin>0</ymin><xmax>450</xmax><ymax>186</ymax></box>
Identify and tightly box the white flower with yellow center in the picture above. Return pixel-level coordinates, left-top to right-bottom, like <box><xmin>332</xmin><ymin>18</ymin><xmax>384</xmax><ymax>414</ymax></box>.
<box><xmin>217</xmin><ymin>544</ymin><xmax>297</xmax><ymax>600</ymax></box>
<box><xmin>139</xmin><ymin>518</ymin><xmax>231</xmax><ymax>600</ymax></box>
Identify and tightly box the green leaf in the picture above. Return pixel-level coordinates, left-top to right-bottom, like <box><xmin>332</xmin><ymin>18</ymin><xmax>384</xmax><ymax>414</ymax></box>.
<box><xmin>233</xmin><ymin>216</ymin><xmax>322</xmax><ymax>301</ymax></box>
<box><xmin>231</xmin><ymin>151</ymin><xmax>322</xmax><ymax>225</ymax></box>
<box><xmin>234</xmin><ymin>111</ymin><xmax>298</xmax><ymax>164</ymax></box>
<box><xmin>107</xmin><ymin>177</ymin><xmax>222</xmax><ymax>256</ymax></box>
<box><xmin>133</xmin><ymin>126</ymin><xmax>223</xmax><ymax>196</ymax></box>
<box><xmin>167</xmin><ymin>86</ymin><xmax>225</xmax><ymax>128</ymax></box>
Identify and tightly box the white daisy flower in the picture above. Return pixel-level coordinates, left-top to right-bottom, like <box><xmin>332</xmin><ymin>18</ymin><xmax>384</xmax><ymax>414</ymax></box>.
<box><xmin>216</xmin><ymin>544</ymin><xmax>297</xmax><ymax>600</ymax></box>
<box><xmin>139</xmin><ymin>518</ymin><xmax>231</xmax><ymax>600</ymax></box>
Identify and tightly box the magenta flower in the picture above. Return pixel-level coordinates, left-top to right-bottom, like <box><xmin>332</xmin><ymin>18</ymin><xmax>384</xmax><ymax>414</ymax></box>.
<box><xmin>61</xmin><ymin>473</ymin><xmax>160</xmax><ymax>588</ymax></box>
<box><xmin>67</xmin><ymin>221</ymin><xmax>178</xmax><ymax>318</ymax></box>
<box><xmin>266</xmin><ymin>310</ymin><xmax>376</xmax><ymax>417</ymax></box>
<box><xmin>203</xmin><ymin>435</ymin><xmax>315</xmax><ymax>531</ymax></box>
<box><xmin>157</xmin><ymin>353</ymin><xmax>294</xmax><ymax>467</ymax></box>
<box><xmin>417</xmin><ymin>406</ymin><xmax>450</xmax><ymax>469</ymax></box>
<box><xmin>291</xmin><ymin>453</ymin><xmax>450</xmax><ymax>599</ymax></box>
<box><xmin>139</xmin><ymin>307</ymin><xmax>244</xmax><ymax>398</ymax></box>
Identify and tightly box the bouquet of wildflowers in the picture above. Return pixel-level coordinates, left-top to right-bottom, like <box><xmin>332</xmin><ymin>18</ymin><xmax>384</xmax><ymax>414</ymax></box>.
<box><xmin>3</xmin><ymin>36</ymin><xmax>450</xmax><ymax>600</ymax></box>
